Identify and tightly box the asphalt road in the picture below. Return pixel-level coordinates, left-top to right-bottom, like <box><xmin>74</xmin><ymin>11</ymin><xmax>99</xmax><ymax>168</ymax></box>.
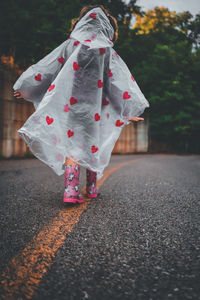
<box><xmin>0</xmin><ymin>154</ymin><xmax>200</xmax><ymax>300</ymax></box>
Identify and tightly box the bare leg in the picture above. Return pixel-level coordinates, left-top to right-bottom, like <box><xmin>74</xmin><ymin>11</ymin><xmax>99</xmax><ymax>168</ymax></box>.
<box><xmin>65</xmin><ymin>157</ymin><xmax>78</xmax><ymax>166</ymax></box>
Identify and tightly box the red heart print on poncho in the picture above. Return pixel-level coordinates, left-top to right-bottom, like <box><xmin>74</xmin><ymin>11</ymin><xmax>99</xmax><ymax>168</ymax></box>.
<box><xmin>48</xmin><ymin>84</ymin><xmax>55</xmax><ymax>92</ymax></box>
<box><xmin>109</xmin><ymin>69</ymin><xmax>113</xmax><ymax>77</ymax></box>
<box><xmin>73</xmin><ymin>62</ymin><xmax>80</xmax><ymax>71</ymax></box>
<box><xmin>46</xmin><ymin>116</ymin><xmax>54</xmax><ymax>125</ymax></box>
<box><xmin>99</xmin><ymin>48</ymin><xmax>105</xmax><ymax>55</ymax></box>
<box><xmin>70</xmin><ymin>97</ymin><xmax>78</xmax><ymax>105</ymax></box>
<box><xmin>94</xmin><ymin>113</ymin><xmax>101</xmax><ymax>121</ymax></box>
<box><xmin>89</xmin><ymin>12</ymin><xmax>96</xmax><ymax>19</ymax></box>
<box><xmin>98</xmin><ymin>80</ymin><xmax>103</xmax><ymax>88</ymax></box>
<box><xmin>115</xmin><ymin>120</ymin><xmax>124</xmax><ymax>127</ymax></box>
<box><xmin>84</xmin><ymin>39</ymin><xmax>91</xmax><ymax>42</ymax></box>
<box><xmin>52</xmin><ymin>135</ymin><xmax>61</xmax><ymax>145</ymax></box>
<box><xmin>91</xmin><ymin>33</ymin><xmax>96</xmax><ymax>40</ymax></box>
<box><xmin>67</xmin><ymin>129</ymin><xmax>74</xmax><ymax>138</ymax></box>
<box><xmin>131</xmin><ymin>75</ymin><xmax>135</xmax><ymax>81</ymax></box>
<box><xmin>35</xmin><ymin>73</ymin><xmax>41</xmax><ymax>81</ymax></box>
<box><xmin>64</xmin><ymin>104</ymin><xmax>70</xmax><ymax>112</ymax></box>
<box><xmin>56</xmin><ymin>153</ymin><xmax>64</xmax><ymax>161</ymax></box>
<box><xmin>58</xmin><ymin>57</ymin><xmax>64</xmax><ymax>64</ymax></box>
<box><xmin>107</xmin><ymin>113</ymin><xmax>110</xmax><ymax>119</ymax></box>
<box><xmin>91</xmin><ymin>145</ymin><xmax>98</xmax><ymax>153</ymax></box>
<box><xmin>102</xmin><ymin>98</ymin><xmax>109</xmax><ymax>105</ymax></box>
<box><xmin>123</xmin><ymin>91</ymin><xmax>131</xmax><ymax>99</ymax></box>
<box><xmin>74</xmin><ymin>41</ymin><xmax>80</xmax><ymax>46</ymax></box>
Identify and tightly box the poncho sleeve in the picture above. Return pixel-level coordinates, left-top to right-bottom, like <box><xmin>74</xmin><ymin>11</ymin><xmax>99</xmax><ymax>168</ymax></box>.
<box><xmin>13</xmin><ymin>39</ymin><xmax>72</xmax><ymax>110</ymax></box>
<box><xmin>108</xmin><ymin>49</ymin><xmax>150</xmax><ymax>125</ymax></box>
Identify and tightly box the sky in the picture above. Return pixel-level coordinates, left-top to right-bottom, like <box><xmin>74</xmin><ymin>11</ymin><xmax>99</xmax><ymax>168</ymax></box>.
<box><xmin>123</xmin><ymin>0</ymin><xmax>200</xmax><ymax>25</ymax></box>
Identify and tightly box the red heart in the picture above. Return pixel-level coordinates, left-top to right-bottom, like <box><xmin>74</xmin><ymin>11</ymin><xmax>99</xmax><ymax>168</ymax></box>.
<box><xmin>123</xmin><ymin>91</ymin><xmax>131</xmax><ymax>99</ymax></box>
<box><xmin>115</xmin><ymin>120</ymin><xmax>124</xmax><ymax>127</ymax></box>
<box><xmin>99</xmin><ymin>48</ymin><xmax>105</xmax><ymax>55</ymax></box>
<box><xmin>48</xmin><ymin>84</ymin><xmax>55</xmax><ymax>92</ymax></box>
<box><xmin>98</xmin><ymin>80</ymin><xmax>103</xmax><ymax>88</ymax></box>
<box><xmin>102</xmin><ymin>98</ymin><xmax>109</xmax><ymax>105</ymax></box>
<box><xmin>106</xmin><ymin>113</ymin><xmax>110</xmax><ymax>119</ymax></box>
<box><xmin>70</xmin><ymin>97</ymin><xmax>78</xmax><ymax>105</ymax></box>
<box><xmin>73</xmin><ymin>62</ymin><xmax>80</xmax><ymax>71</ymax></box>
<box><xmin>64</xmin><ymin>104</ymin><xmax>70</xmax><ymax>112</ymax></box>
<box><xmin>131</xmin><ymin>75</ymin><xmax>135</xmax><ymax>81</ymax></box>
<box><xmin>46</xmin><ymin>115</ymin><xmax>54</xmax><ymax>125</ymax></box>
<box><xmin>91</xmin><ymin>33</ymin><xmax>96</xmax><ymax>40</ymax></box>
<box><xmin>91</xmin><ymin>145</ymin><xmax>98</xmax><ymax>153</ymax></box>
<box><xmin>84</xmin><ymin>39</ymin><xmax>91</xmax><ymax>42</ymax></box>
<box><xmin>110</xmin><ymin>39</ymin><xmax>113</xmax><ymax>43</ymax></box>
<box><xmin>89</xmin><ymin>13</ymin><xmax>96</xmax><ymax>19</ymax></box>
<box><xmin>74</xmin><ymin>40</ymin><xmax>80</xmax><ymax>46</ymax></box>
<box><xmin>109</xmin><ymin>69</ymin><xmax>113</xmax><ymax>77</ymax></box>
<box><xmin>58</xmin><ymin>57</ymin><xmax>64</xmax><ymax>64</ymax></box>
<box><xmin>94</xmin><ymin>113</ymin><xmax>101</xmax><ymax>121</ymax></box>
<box><xmin>35</xmin><ymin>73</ymin><xmax>41</xmax><ymax>81</ymax></box>
<box><xmin>67</xmin><ymin>129</ymin><xmax>74</xmax><ymax>138</ymax></box>
<box><xmin>56</xmin><ymin>153</ymin><xmax>64</xmax><ymax>161</ymax></box>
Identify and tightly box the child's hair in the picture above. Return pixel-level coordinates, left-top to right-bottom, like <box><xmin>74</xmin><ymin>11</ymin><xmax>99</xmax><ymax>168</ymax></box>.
<box><xmin>69</xmin><ymin>4</ymin><xmax>118</xmax><ymax>43</ymax></box>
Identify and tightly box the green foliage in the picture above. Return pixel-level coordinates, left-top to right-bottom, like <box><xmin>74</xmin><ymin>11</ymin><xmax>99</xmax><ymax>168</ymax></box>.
<box><xmin>0</xmin><ymin>0</ymin><xmax>133</xmax><ymax>68</ymax></box>
<box><xmin>115</xmin><ymin>22</ymin><xmax>200</xmax><ymax>153</ymax></box>
<box><xmin>1</xmin><ymin>1</ymin><xmax>199</xmax><ymax>152</ymax></box>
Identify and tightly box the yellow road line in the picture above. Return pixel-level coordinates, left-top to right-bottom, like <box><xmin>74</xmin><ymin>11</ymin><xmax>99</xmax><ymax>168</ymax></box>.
<box><xmin>0</xmin><ymin>158</ymin><xmax>143</xmax><ymax>300</ymax></box>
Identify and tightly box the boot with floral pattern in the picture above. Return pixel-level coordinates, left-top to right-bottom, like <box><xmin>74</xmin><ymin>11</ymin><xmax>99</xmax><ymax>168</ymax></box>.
<box><xmin>86</xmin><ymin>168</ymin><xmax>99</xmax><ymax>198</ymax></box>
<box><xmin>63</xmin><ymin>164</ymin><xmax>84</xmax><ymax>204</ymax></box>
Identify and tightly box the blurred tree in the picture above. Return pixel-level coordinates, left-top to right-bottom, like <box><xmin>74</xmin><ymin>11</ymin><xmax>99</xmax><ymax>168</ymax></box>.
<box><xmin>0</xmin><ymin>0</ymin><xmax>83</xmax><ymax>67</ymax></box>
<box><xmin>187</xmin><ymin>13</ymin><xmax>200</xmax><ymax>50</ymax></box>
<box><xmin>116</xmin><ymin>11</ymin><xmax>200</xmax><ymax>153</ymax></box>
<box><xmin>114</xmin><ymin>6</ymin><xmax>200</xmax><ymax>153</ymax></box>
<box><xmin>133</xmin><ymin>6</ymin><xmax>193</xmax><ymax>35</ymax></box>
<box><xmin>0</xmin><ymin>0</ymin><xmax>142</xmax><ymax>68</ymax></box>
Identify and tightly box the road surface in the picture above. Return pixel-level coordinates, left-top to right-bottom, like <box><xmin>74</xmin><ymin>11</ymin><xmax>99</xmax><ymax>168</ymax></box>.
<box><xmin>0</xmin><ymin>154</ymin><xmax>200</xmax><ymax>300</ymax></box>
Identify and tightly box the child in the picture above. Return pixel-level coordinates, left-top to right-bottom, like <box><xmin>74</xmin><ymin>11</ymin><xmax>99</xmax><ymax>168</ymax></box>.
<box><xmin>13</xmin><ymin>5</ymin><xmax>150</xmax><ymax>204</ymax></box>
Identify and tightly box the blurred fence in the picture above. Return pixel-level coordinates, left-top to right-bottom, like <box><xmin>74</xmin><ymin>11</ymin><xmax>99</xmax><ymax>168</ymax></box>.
<box><xmin>0</xmin><ymin>98</ymin><xmax>34</xmax><ymax>157</ymax></box>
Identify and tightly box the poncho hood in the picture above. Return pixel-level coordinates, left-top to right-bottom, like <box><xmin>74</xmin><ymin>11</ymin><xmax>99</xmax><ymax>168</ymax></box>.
<box><xmin>70</xmin><ymin>7</ymin><xmax>114</xmax><ymax>49</ymax></box>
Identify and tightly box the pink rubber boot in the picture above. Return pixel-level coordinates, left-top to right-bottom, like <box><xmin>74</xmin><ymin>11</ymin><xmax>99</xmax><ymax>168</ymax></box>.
<box><xmin>86</xmin><ymin>168</ymin><xmax>99</xmax><ymax>198</ymax></box>
<box><xmin>63</xmin><ymin>164</ymin><xmax>84</xmax><ymax>204</ymax></box>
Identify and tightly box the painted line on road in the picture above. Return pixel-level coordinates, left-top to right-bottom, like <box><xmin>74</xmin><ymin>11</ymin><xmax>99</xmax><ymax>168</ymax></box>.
<box><xmin>0</xmin><ymin>158</ymin><xmax>143</xmax><ymax>299</ymax></box>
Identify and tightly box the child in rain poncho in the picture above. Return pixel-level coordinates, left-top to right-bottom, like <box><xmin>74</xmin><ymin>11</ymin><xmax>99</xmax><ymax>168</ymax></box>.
<box><xmin>13</xmin><ymin>5</ymin><xmax>150</xmax><ymax>204</ymax></box>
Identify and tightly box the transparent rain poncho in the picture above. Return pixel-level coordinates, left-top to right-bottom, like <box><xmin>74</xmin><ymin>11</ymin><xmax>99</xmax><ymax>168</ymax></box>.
<box><xmin>13</xmin><ymin>7</ymin><xmax>150</xmax><ymax>179</ymax></box>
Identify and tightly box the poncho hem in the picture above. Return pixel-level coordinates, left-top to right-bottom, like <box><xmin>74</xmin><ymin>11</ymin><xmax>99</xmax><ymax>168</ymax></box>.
<box><xmin>17</xmin><ymin>128</ymin><xmax>105</xmax><ymax>179</ymax></box>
